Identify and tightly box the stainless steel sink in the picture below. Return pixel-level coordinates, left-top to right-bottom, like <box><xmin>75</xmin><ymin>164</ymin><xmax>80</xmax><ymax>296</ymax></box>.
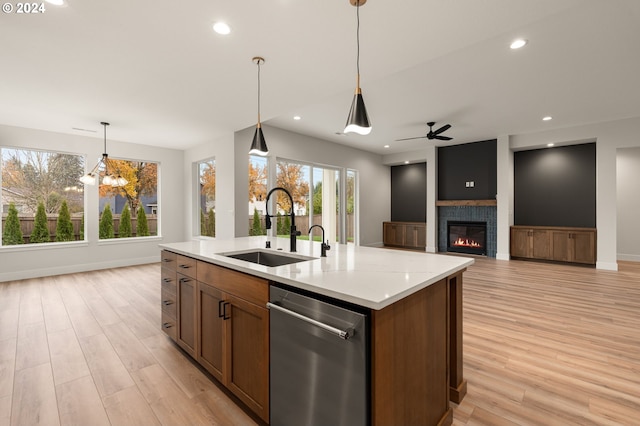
<box><xmin>220</xmin><ymin>250</ymin><xmax>315</xmax><ymax>267</ymax></box>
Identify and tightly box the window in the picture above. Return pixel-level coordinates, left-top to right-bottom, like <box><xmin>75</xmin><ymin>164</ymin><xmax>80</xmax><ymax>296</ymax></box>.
<box><xmin>346</xmin><ymin>169</ymin><xmax>357</xmax><ymax>244</ymax></box>
<box><xmin>1</xmin><ymin>147</ymin><xmax>85</xmax><ymax>245</ymax></box>
<box><xmin>98</xmin><ymin>158</ymin><xmax>158</xmax><ymax>239</ymax></box>
<box><xmin>198</xmin><ymin>158</ymin><xmax>215</xmax><ymax>237</ymax></box>
<box><xmin>249</xmin><ymin>155</ymin><xmax>267</xmax><ymax>235</ymax></box>
<box><xmin>275</xmin><ymin>159</ymin><xmax>349</xmax><ymax>244</ymax></box>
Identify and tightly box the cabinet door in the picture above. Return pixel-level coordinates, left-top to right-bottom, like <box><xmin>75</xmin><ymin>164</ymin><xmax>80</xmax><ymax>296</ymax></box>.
<box><xmin>531</xmin><ymin>230</ymin><xmax>551</xmax><ymax>259</ymax></box>
<box><xmin>571</xmin><ymin>231</ymin><xmax>596</xmax><ymax>264</ymax></box>
<box><xmin>550</xmin><ymin>231</ymin><xmax>571</xmax><ymax>262</ymax></box>
<box><xmin>384</xmin><ymin>222</ymin><xmax>405</xmax><ymax>246</ymax></box>
<box><xmin>197</xmin><ymin>282</ymin><xmax>224</xmax><ymax>382</ymax></box>
<box><xmin>405</xmin><ymin>224</ymin><xmax>426</xmax><ymax>249</ymax></box>
<box><xmin>177</xmin><ymin>273</ymin><xmax>197</xmax><ymax>358</ymax></box>
<box><xmin>226</xmin><ymin>294</ymin><xmax>269</xmax><ymax>423</ymax></box>
<box><xmin>510</xmin><ymin>228</ymin><xmax>530</xmax><ymax>258</ymax></box>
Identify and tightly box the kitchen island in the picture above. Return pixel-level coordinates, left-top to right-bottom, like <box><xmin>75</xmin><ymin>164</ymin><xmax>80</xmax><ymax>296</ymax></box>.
<box><xmin>160</xmin><ymin>237</ymin><xmax>473</xmax><ymax>425</ymax></box>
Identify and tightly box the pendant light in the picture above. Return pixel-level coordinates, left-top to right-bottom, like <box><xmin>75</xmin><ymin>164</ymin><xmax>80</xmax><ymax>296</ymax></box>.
<box><xmin>344</xmin><ymin>0</ymin><xmax>372</xmax><ymax>135</ymax></box>
<box><xmin>249</xmin><ymin>56</ymin><xmax>269</xmax><ymax>156</ymax></box>
<box><xmin>79</xmin><ymin>122</ymin><xmax>128</xmax><ymax>187</ymax></box>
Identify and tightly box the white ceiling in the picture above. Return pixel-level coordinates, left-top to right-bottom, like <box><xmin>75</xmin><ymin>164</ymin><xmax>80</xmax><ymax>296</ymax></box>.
<box><xmin>2</xmin><ymin>0</ymin><xmax>640</xmax><ymax>155</ymax></box>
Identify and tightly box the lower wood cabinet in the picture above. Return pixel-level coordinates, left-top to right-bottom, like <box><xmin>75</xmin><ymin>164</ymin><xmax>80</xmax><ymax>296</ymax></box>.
<box><xmin>510</xmin><ymin>226</ymin><xmax>596</xmax><ymax>265</ymax></box>
<box><xmin>383</xmin><ymin>221</ymin><xmax>426</xmax><ymax>250</ymax></box>
<box><xmin>196</xmin><ymin>280</ymin><xmax>269</xmax><ymax>422</ymax></box>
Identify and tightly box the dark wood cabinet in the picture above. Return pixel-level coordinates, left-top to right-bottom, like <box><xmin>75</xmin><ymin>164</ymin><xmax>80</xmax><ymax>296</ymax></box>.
<box><xmin>160</xmin><ymin>250</ymin><xmax>177</xmax><ymax>341</ymax></box>
<box><xmin>176</xmin><ymin>254</ymin><xmax>198</xmax><ymax>357</ymax></box>
<box><xmin>383</xmin><ymin>221</ymin><xmax>426</xmax><ymax>250</ymax></box>
<box><xmin>510</xmin><ymin>226</ymin><xmax>596</xmax><ymax>265</ymax></box>
<box><xmin>195</xmin><ymin>261</ymin><xmax>270</xmax><ymax>423</ymax></box>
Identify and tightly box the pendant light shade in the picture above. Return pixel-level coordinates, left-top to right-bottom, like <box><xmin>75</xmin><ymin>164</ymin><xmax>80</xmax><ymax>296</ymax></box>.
<box><xmin>249</xmin><ymin>56</ymin><xmax>269</xmax><ymax>156</ymax></box>
<box><xmin>344</xmin><ymin>0</ymin><xmax>372</xmax><ymax>135</ymax></box>
<box><xmin>79</xmin><ymin>122</ymin><xmax>128</xmax><ymax>187</ymax></box>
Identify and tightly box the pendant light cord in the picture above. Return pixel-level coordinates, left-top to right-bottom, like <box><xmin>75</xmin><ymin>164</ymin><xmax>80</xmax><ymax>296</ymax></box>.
<box><xmin>257</xmin><ymin>60</ymin><xmax>261</xmax><ymax>124</ymax></box>
<box><xmin>356</xmin><ymin>1</ymin><xmax>360</xmax><ymax>81</ymax></box>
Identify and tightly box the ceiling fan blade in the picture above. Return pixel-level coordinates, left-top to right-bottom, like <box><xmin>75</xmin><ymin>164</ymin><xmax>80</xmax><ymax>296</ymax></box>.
<box><xmin>395</xmin><ymin>136</ymin><xmax>428</xmax><ymax>141</ymax></box>
<box><xmin>432</xmin><ymin>124</ymin><xmax>451</xmax><ymax>135</ymax></box>
<box><xmin>435</xmin><ymin>135</ymin><xmax>452</xmax><ymax>141</ymax></box>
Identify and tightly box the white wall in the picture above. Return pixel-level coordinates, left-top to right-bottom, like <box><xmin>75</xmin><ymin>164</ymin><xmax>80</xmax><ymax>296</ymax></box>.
<box><xmin>183</xmin><ymin>132</ymin><xmax>236</xmax><ymax>240</ymax></box>
<box><xmin>616</xmin><ymin>147</ymin><xmax>640</xmax><ymax>261</ymax></box>
<box><xmin>0</xmin><ymin>124</ymin><xmax>185</xmax><ymax>282</ymax></box>
<box><xmin>233</xmin><ymin>124</ymin><xmax>390</xmax><ymax>246</ymax></box>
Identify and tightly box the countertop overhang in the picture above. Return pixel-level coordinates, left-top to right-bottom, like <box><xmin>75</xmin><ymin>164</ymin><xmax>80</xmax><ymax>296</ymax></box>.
<box><xmin>160</xmin><ymin>237</ymin><xmax>474</xmax><ymax>310</ymax></box>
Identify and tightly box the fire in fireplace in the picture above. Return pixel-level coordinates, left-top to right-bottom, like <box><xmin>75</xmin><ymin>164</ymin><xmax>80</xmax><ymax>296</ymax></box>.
<box><xmin>447</xmin><ymin>221</ymin><xmax>487</xmax><ymax>255</ymax></box>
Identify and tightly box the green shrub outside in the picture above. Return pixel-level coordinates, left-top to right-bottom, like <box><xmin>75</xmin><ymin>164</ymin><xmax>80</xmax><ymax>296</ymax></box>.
<box><xmin>55</xmin><ymin>200</ymin><xmax>74</xmax><ymax>242</ymax></box>
<box><xmin>206</xmin><ymin>209</ymin><xmax>215</xmax><ymax>237</ymax></box>
<box><xmin>251</xmin><ymin>208</ymin><xmax>264</xmax><ymax>236</ymax></box>
<box><xmin>200</xmin><ymin>210</ymin><xmax>206</xmax><ymax>235</ymax></box>
<box><xmin>119</xmin><ymin>204</ymin><xmax>132</xmax><ymax>238</ymax></box>
<box><xmin>30</xmin><ymin>202</ymin><xmax>50</xmax><ymax>243</ymax></box>
<box><xmin>137</xmin><ymin>207</ymin><xmax>149</xmax><ymax>236</ymax></box>
<box><xmin>100</xmin><ymin>204</ymin><xmax>115</xmax><ymax>239</ymax></box>
<box><xmin>3</xmin><ymin>203</ymin><xmax>23</xmax><ymax>245</ymax></box>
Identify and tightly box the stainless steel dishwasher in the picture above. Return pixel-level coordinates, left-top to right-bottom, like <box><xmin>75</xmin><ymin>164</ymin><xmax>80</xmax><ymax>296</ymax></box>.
<box><xmin>268</xmin><ymin>284</ymin><xmax>369</xmax><ymax>426</ymax></box>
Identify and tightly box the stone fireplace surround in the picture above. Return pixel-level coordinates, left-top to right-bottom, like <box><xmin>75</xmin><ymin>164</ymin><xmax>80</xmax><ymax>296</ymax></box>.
<box><xmin>438</xmin><ymin>204</ymin><xmax>497</xmax><ymax>258</ymax></box>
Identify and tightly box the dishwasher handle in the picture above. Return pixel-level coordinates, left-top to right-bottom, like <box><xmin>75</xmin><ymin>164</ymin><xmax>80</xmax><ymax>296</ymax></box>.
<box><xmin>266</xmin><ymin>302</ymin><xmax>354</xmax><ymax>340</ymax></box>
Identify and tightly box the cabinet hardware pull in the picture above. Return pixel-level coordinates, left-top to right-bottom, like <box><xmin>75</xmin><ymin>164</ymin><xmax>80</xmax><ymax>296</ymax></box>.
<box><xmin>218</xmin><ymin>300</ymin><xmax>225</xmax><ymax>318</ymax></box>
<box><xmin>179</xmin><ymin>277</ymin><xmax>191</xmax><ymax>283</ymax></box>
<box><xmin>163</xmin><ymin>322</ymin><xmax>173</xmax><ymax>329</ymax></box>
<box><xmin>222</xmin><ymin>301</ymin><xmax>230</xmax><ymax>320</ymax></box>
<box><xmin>266</xmin><ymin>302</ymin><xmax>354</xmax><ymax>340</ymax></box>
<box><xmin>178</xmin><ymin>264</ymin><xmax>191</xmax><ymax>269</ymax></box>
<box><xmin>163</xmin><ymin>300</ymin><xmax>173</xmax><ymax>306</ymax></box>
<box><xmin>162</xmin><ymin>278</ymin><xmax>172</xmax><ymax>283</ymax></box>
<box><xmin>162</xmin><ymin>258</ymin><xmax>172</xmax><ymax>262</ymax></box>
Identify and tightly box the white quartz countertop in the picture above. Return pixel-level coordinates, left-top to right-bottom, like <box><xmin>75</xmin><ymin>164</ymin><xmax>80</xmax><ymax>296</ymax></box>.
<box><xmin>159</xmin><ymin>237</ymin><xmax>474</xmax><ymax>310</ymax></box>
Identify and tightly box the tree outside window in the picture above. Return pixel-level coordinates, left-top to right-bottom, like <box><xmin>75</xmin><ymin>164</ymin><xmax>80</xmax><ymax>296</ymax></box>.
<box><xmin>98</xmin><ymin>159</ymin><xmax>158</xmax><ymax>239</ymax></box>
<box><xmin>198</xmin><ymin>159</ymin><xmax>215</xmax><ymax>237</ymax></box>
<box><xmin>1</xmin><ymin>147</ymin><xmax>85</xmax><ymax>245</ymax></box>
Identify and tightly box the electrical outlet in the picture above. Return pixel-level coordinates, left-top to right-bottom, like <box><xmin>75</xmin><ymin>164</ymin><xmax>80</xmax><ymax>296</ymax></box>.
<box><xmin>470</xmin><ymin>181</ymin><xmax>475</xmax><ymax>188</ymax></box>
<box><xmin>465</xmin><ymin>181</ymin><xmax>470</xmax><ymax>187</ymax></box>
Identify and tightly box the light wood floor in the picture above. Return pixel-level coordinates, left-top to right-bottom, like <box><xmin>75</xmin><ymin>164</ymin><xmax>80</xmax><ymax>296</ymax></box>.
<box><xmin>1</xmin><ymin>258</ymin><xmax>639</xmax><ymax>425</ymax></box>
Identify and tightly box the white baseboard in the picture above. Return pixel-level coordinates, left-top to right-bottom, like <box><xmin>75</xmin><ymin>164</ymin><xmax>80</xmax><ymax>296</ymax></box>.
<box><xmin>596</xmin><ymin>261</ymin><xmax>618</xmax><ymax>271</ymax></box>
<box><xmin>0</xmin><ymin>256</ymin><xmax>160</xmax><ymax>282</ymax></box>
<box><xmin>496</xmin><ymin>252</ymin><xmax>510</xmax><ymax>261</ymax></box>
<box><xmin>617</xmin><ymin>253</ymin><xmax>640</xmax><ymax>262</ymax></box>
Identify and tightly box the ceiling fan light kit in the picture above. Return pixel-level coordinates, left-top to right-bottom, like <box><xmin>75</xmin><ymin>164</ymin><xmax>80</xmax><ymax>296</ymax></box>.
<box><xmin>344</xmin><ymin>0</ymin><xmax>372</xmax><ymax>136</ymax></box>
<box><xmin>249</xmin><ymin>56</ymin><xmax>269</xmax><ymax>156</ymax></box>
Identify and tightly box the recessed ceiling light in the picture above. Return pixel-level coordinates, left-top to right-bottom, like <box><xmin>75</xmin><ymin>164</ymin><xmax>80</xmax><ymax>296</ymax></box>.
<box><xmin>542</xmin><ymin>116</ymin><xmax>553</xmax><ymax>121</ymax></box>
<box><xmin>510</xmin><ymin>39</ymin><xmax>527</xmax><ymax>49</ymax></box>
<box><xmin>547</xmin><ymin>143</ymin><xmax>555</xmax><ymax>147</ymax></box>
<box><xmin>404</xmin><ymin>160</ymin><xmax>410</xmax><ymax>164</ymax></box>
<box><xmin>293</xmin><ymin>116</ymin><xmax>301</xmax><ymax>120</ymax></box>
<box><xmin>384</xmin><ymin>145</ymin><xmax>390</xmax><ymax>148</ymax></box>
<box><xmin>45</xmin><ymin>0</ymin><xmax>64</xmax><ymax>5</ymax></box>
<box><xmin>213</xmin><ymin>22</ymin><xmax>231</xmax><ymax>35</ymax></box>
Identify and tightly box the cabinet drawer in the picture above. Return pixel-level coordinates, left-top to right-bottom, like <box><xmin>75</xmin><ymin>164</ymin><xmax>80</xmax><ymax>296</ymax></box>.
<box><xmin>161</xmin><ymin>311</ymin><xmax>176</xmax><ymax>341</ymax></box>
<box><xmin>161</xmin><ymin>288</ymin><xmax>177</xmax><ymax>318</ymax></box>
<box><xmin>198</xmin><ymin>262</ymin><xmax>268</xmax><ymax>306</ymax></box>
<box><xmin>161</xmin><ymin>250</ymin><xmax>177</xmax><ymax>271</ymax></box>
<box><xmin>161</xmin><ymin>268</ymin><xmax>177</xmax><ymax>294</ymax></box>
<box><xmin>176</xmin><ymin>255</ymin><xmax>197</xmax><ymax>279</ymax></box>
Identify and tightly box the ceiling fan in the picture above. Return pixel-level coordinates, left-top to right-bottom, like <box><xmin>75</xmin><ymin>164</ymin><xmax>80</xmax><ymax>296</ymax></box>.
<box><xmin>396</xmin><ymin>121</ymin><xmax>453</xmax><ymax>142</ymax></box>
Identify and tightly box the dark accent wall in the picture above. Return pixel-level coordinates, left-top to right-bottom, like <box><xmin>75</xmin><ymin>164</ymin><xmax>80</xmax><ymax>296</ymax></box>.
<box><xmin>438</xmin><ymin>140</ymin><xmax>497</xmax><ymax>200</ymax></box>
<box><xmin>391</xmin><ymin>162</ymin><xmax>426</xmax><ymax>222</ymax></box>
<box><xmin>514</xmin><ymin>143</ymin><xmax>596</xmax><ymax>227</ymax></box>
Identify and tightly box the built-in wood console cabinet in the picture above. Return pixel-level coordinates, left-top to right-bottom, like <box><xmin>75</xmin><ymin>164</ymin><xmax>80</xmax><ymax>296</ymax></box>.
<box><xmin>161</xmin><ymin>248</ymin><xmax>466</xmax><ymax>425</ymax></box>
<box><xmin>510</xmin><ymin>226</ymin><xmax>596</xmax><ymax>265</ymax></box>
<box><xmin>383</xmin><ymin>221</ymin><xmax>426</xmax><ymax>250</ymax></box>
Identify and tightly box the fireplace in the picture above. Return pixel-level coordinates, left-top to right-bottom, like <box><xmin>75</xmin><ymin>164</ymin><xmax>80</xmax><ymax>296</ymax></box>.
<box><xmin>447</xmin><ymin>221</ymin><xmax>487</xmax><ymax>255</ymax></box>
